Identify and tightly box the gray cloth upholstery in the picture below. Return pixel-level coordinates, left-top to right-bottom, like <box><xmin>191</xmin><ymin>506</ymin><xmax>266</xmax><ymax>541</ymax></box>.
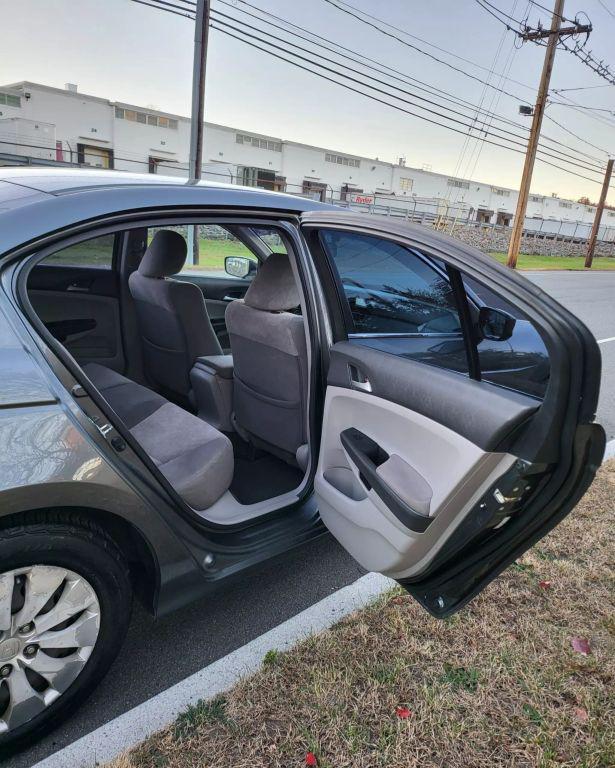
<box><xmin>138</xmin><ymin>229</ymin><xmax>187</xmax><ymax>278</ymax></box>
<box><xmin>84</xmin><ymin>363</ymin><xmax>233</xmax><ymax>510</ymax></box>
<box><xmin>376</xmin><ymin>454</ymin><xmax>433</xmax><ymax>517</ymax></box>
<box><xmin>195</xmin><ymin>354</ymin><xmax>234</xmax><ymax>379</ymax></box>
<box><xmin>225</xmin><ymin>253</ymin><xmax>308</xmax><ymax>458</ymax></box>
<box><xmin>243</xmin><ymin>252</ymin><xmax>301</xmax><ymax>312</ymax></box>
<box><xmin>129</xmin><ymin>229</ymin><xmax>222</xmax><ymax>402</ymax></box>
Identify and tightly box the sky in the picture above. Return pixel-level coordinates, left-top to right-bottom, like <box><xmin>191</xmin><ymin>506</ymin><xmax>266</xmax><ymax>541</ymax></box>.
<box><xmin>2</xmin><ymin>0</ymin><xmax>615</xmax><ymax>203</ymax></box>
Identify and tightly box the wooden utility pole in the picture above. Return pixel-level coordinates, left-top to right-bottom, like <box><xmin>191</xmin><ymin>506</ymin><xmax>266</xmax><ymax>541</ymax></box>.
<box><xmin>585</xmin><ymin>158</ymin><xmax>614</xmax><ymax>268</ymax></box>
<box><xmin>189</xmin><ymin>0</ymin><xmax>210</xmax><ymax>180</ymax></box>
<box><xmin>506</xmin><ymin>0</ymin><xmax>565</xmax><ymax>268</ymax></box>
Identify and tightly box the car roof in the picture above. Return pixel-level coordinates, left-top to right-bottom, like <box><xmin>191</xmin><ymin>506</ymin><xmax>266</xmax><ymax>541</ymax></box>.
<box><xmin>0</xmin><ymin>168</ymin><xmax>332</xmax><ymax>257</ymax></box>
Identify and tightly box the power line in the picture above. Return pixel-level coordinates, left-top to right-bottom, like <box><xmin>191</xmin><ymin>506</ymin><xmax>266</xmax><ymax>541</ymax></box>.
<box><xmin>316</xmin><ymin>0</ymin><xmax>610</xmax><ymax>156</ymax></box>
<box><xmin>543</xmin><ymin>111</ymin><xmax>611</xmax><ymax>155</ymax></box>
<box><xmin>480</xmin><ymin>0</ymin><xmax>615</xmax><ymax>86</ymax></box>
<box><xmin>474</xmin><ymin>0</ymin><xmax>526</xmax><ymax>31</ymax></box>
<box><xmin>320</xmin><ymin>0</ymin><xmax>536</xmax><ymax>91</ymax></box>
<box><xmin>219</xmin><ymin>0</ymin><xmax>606</xmax><ymax>163</ymax></box>
<box><xmin>527</xmin><ymin>0</ymin><xmax>576</xmax><ymax>22</ymax></box>
<box><xmin>126</xmin><ymin>0</ymin><xmax>611</xmax><ymax>184</ymax></box>
<box><xmin>210</xmin><ymin>11</ymin><xmax>606</xmax><ymax>175</ymax></box>
<box><xmin>173</xmin><ymin>0</ymin><xmax>611</xmax><ymax>160</ymax></box>
<box><xmin>211</xmin><ymin>20</ymin><xmax>609</xmax><ymax>186</ymax></box>
<box><xmin>550</xmin><ymin>90</ymin><xmax>615</xmax><ymax>128</ymax></box>
<box><xmin>552</xmin><ymin>83</ymin><xmax>615</xmax><ymax>91</ymax></box>
<box><xmin>596</xmin><ymin>0</ymin><xmax>615</xmax><ymax>19</ymax></box>
<box><xmin>559</xmin><ymin>37</ymin><xmax>615</xmax><ymax>85</ymax></box>
<box><xmin>319</xmin><ymin>0</ymin><xmax>540</xmax><ymax>104</ymax></box>
<box><xmin>129</xmin><ymin>0</ymin><xmax>194</xmax><ymax>19</ymax></box>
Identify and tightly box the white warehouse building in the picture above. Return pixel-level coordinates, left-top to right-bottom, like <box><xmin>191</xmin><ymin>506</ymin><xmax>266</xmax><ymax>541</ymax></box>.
<box><xmin>1</xmin><ymin>80</ymin><xmax>613</xmax><ymax>241</ymax></box>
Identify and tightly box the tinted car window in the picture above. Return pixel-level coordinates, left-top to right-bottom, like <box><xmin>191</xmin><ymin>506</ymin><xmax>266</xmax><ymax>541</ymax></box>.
<box><xmin>463</xmin><ymin>275</ymin><xmax>550</xmax><ymax>399</ymax></box>
<box><xmin>320</xmin><ymin>228</ymin><xmax>549</xmax><ymax>398</ymax></box>
<box><xmin>45</xmin><ymin>234</ymin><xmax>115</xmax><ymax>268</ymax></box>
<box><xmin>320</xmin><ymin>230</ymin><xmax>461</xmax><ymax>335</ymax></box>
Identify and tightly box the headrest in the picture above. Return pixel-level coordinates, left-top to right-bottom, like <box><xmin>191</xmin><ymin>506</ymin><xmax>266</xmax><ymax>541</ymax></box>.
<box><xmin>138</xmin><ymin>230</ymin><xmax>187</xmax><ymax>278</ymax></box>
<box><xmin>243</xmin><ymin>252</ymin><xmax>300</xmax><ymax>312</ymax></box>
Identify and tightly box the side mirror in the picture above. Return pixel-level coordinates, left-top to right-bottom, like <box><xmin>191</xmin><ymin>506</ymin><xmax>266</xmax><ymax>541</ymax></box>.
<box><xmin>478</xmin><ymin>306</ymin><xmax>516</xmax><ymax>341</ymax></box>
<box><xmin>225</xmin><ymin>256</ymin><xmax>255</xmax><ymax>279</ymax></box>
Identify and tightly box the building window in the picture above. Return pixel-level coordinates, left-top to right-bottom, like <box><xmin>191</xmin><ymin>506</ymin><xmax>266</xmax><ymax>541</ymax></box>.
<box><xmin>325</xmin><ymin>153</ymin><xmax>360</xmax><ymax>168</ymax></box>
<box><xmin>115</xmin><ymin>107</ymin><xmax>179</xmax><ymax>129</ymax></box>
<box><xmin>492</xmin><ymin>188</ymin><xmax>510</xmax><ymax>197</ymax></box>
<box><xmin>530</xmin><ymin>195</ymin><xmax>543</xmax><ymax>202</ymax></box>
<box><xmin>559</xmin><ymin>201</ymin><xmax>573</xmax><ymax>209</ymax></box>
<box><xmin>447</xmin><ymin>179</ymin><xmax>469</xmax><ymax>189</ymax></box>
<box><xmin>235</xmin><ymin>133</ymin><xmax>281</xmax><ymax>151</ymax></box>
<box><xmin>399</xmin><ymin>177</ymin><xmax>413</xmax><ymax>191</ymax></box>
<box><xmin>77</xmin><ymin>143</ymin><xmax>114</xmax><ymax>169</ymax></box>
<box><xmin>0</xmin><ymin>92</ymin><xmax>21</xmax><ymax>107</ymax></box>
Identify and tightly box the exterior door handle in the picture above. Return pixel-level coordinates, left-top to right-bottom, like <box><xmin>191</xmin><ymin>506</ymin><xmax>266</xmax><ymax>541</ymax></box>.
<box><xmin>348</xmin><ymin>364</ymin><xmax>372</xmax><ymax>393</ymax></box>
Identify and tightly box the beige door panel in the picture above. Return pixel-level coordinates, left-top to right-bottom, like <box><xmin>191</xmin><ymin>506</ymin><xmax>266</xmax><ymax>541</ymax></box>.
<box><xmin>315</xmin><ymin>386</ymin><xmax>515</xmax><ymax>578</ymax></box>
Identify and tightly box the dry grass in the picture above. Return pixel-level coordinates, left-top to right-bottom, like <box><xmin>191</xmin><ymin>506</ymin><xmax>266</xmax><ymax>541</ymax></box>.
<box><xmin>110</xmin><ymin>463</ymin><xmax>615</xmax><ymax>768</ymax></box>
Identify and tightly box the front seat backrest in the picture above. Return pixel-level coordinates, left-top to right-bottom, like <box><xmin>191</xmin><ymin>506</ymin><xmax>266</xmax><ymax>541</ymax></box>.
<box><xmin>225</xmin><ymin>252</ymin><xmax>308</xmax><ymax>462</ymax></box>
<box><xmin>129</xmin><ymin>229</ymin><xmax>222</xmax><ymax>405</ymax></box>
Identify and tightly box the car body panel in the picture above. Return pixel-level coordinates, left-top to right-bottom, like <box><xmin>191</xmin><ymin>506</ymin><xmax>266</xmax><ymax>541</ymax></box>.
<box><xmin>0</xmin><ymin>170</ymin><xmax>329</xmax><ymax>261</ymax></box>
<box><xmin>0</xmin><ymin>171</ymin><xmax>604</xmax><ymax>622</ymax></box>
<box><xmin>300</xmin><ymin>209</ymin><xmax>604</xmax><ymax>615</ymax></box>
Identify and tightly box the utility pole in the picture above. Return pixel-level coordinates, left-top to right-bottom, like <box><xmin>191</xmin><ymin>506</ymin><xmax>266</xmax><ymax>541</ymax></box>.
<box><xmin>189</xmin><ymin>0</ymin><xmax>210</xmax><ymax>180</ymax></box>
<box><xmin>188</xmin><ymin>0</ymin><xmax>211</xmax><ymax>265</ymax></box>
<box><xmin>585</xmin><ymin>158</ymin><xmax>614</xmax><ymax>268</ymax></box>
<box><xmin>507</xmin><ymin>0</ymin><xmax>565</xmax><ymax>268</ymax></box>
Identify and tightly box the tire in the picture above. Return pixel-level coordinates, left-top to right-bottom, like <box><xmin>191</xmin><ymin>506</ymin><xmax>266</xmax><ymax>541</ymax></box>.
<box><xmin>0</xmin><ymin>513</ymin><xmax>132</xmax><ymax>755</ymax></box>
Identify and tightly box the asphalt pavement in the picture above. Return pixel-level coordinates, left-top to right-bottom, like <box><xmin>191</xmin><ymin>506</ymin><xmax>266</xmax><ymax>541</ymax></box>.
<box><xmin>11</xmin><ymin>270</ymin><xmax>615</xmax><ymax>768</ymax></box>
<box><xmin>525</xmin><ymin>270</ymin><xmax>615</xmax><ymax>440</ymax></box>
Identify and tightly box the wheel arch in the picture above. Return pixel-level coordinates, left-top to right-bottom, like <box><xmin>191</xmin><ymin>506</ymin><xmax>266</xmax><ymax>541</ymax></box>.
<box><xmin>0</xmin><ymin>506</ymin><xmax>160</xmax><ymax>614</ymax></box>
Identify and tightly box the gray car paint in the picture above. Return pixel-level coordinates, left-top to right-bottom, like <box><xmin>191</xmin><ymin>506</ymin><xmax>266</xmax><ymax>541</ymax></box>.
<box><xmin>0</xmin><ymin>170</ymin><xmax>329</xmax><ymax>616</ymax></box>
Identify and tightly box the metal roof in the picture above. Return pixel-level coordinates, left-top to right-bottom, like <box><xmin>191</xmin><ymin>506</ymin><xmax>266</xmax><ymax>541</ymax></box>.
<box><xmin>0</xmin><ymin>169</ymin><xmax>332</xmax><ymax>256</ymax></box>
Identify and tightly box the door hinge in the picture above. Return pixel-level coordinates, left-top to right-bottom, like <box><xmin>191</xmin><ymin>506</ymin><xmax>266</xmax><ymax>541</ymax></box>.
<box><xmin>88</xmin><ymin>415</ymin><xmax>125</xmax><ymax>451</ymax></box>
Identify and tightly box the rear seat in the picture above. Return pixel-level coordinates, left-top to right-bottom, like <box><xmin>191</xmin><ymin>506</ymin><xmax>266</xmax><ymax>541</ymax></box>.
<box><xmin>83</xmin><ymin>363</ymin><xmax>233</xmax><ymax>511</ymax></box>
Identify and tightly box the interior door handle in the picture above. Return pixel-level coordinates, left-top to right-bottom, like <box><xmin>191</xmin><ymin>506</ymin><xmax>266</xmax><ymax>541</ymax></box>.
<box><xmin>348</xmin><ymin>364</ymin><xmax>372</xmax><ymax>393</ymax></box>
<box><xmin>340</xmin><ymin>428</ymin><xmax>432</xmax><ymax>533</ymax></box>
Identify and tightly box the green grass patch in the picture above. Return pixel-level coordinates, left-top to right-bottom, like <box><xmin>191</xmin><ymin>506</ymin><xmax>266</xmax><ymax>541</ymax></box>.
<box><xmin>263</xmin><ymin>649</ymin><xmax>280</xmax><ymax>667</ymax></box>
<box><xmin>173</xmin><ymin>695</ymin><xmax>229</xmax><ymax>741</ymax></box>
<box><xmin>523</xmin><ymin>703</ymin><xmax>544</xmax><ymax>726</ymax></box>
<box><xmin>489</xmin><ymin>252</ymin><xmax>615</xmax><ymax>270</ymax></box>
<box><xmin>439</xmin><ymin>663</ymin><xmax>480</xmax><ymax>692</ymax></box>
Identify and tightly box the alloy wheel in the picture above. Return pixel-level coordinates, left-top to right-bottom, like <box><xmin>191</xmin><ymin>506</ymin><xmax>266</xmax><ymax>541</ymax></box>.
<box><xmin>0</xmin><ymin>565</ymin><xmax>100</xmax><ymax>733</ymax></box>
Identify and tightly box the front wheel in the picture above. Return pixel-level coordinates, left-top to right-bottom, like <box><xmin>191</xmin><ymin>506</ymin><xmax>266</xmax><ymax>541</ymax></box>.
<box><xmin>0</xmin><ymin>516</ymin><xmax>132</xmax><ymax>754</ymax></box>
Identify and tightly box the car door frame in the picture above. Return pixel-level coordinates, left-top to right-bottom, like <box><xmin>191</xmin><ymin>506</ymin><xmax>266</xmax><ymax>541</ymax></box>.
<box><xmin>26</xmin><ymin>231</ymin><xmax>126</xmax><ymax>372</ymax></box>
<box><xmin>301</xmin><ymin>210</ymin><xmax>605</xmax><ymax>616</ymax></box>
<box><xmin>12</xmin><ymin>210</ymin><xmax>324</xmax><ymax>535</ymax></box>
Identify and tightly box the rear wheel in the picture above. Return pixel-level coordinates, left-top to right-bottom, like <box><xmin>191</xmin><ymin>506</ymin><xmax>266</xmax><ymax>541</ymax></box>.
<box><xmin>0</xmin><ymin>516</ymin><xmax>132</xmax><ymax>754</ymax></box>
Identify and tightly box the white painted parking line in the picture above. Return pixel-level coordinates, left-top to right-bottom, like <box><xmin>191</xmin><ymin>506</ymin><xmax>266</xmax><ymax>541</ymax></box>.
<box><xmin>597</xmin><ymin>336</ymin><xmax>615</xmax><ymax>345</ymax></box>
<box><xmin>30</xmin><ymin>440</ymin><xmax>615</xmax><ymax>768</ymax></box>
<box><xmin>31</xmin><ymin>572</ymin><xmax>394</xmax><ymax>768</ymax></box>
